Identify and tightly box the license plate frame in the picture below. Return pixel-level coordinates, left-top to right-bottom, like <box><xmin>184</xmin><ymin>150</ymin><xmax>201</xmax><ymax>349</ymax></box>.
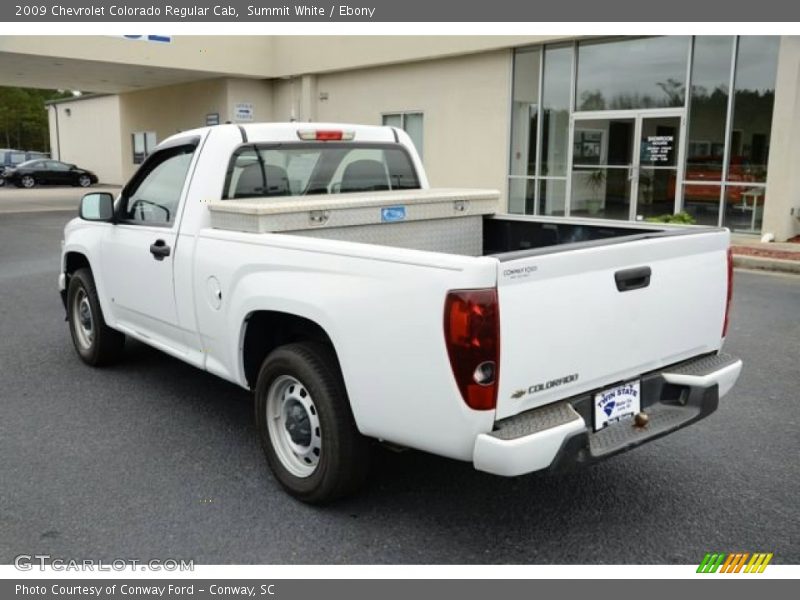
<box><xmin>593</xmin><ymin>380</ymin><xmax>641</xmax><ymax>431</ymax></box>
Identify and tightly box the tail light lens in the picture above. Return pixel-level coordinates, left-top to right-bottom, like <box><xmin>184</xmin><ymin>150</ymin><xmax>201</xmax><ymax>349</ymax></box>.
<box><xmin>444</xmin><ymin>289</ymin><xmax>500</xmax><ymax>410</ymax></box>
<box><xmin>722</xmin><ymin>247</ymin><xmax>734</xmax><ymax>338</ymax></box>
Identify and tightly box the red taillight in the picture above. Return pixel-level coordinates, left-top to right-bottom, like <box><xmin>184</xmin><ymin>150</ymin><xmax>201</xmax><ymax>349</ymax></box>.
<box><xmin>444</xmin><ymin>289</ymin><xmax>500</xmax><ymax>411</ymax></box>
<box><xmin>297</xmin><ymin>129</ymin><xmax>355</xmax><ymax>141</ymax></box>
<box><xmin>722</xmin><ymin>247</ymin><xmax>734</xmax><ymax>338</ymax></box>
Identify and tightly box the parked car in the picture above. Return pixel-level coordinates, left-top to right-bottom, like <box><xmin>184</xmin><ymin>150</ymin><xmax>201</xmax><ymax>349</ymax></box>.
<box><xmin>59</xmin><ymin>122</ymin><xmax>742</xmax><ymax>503</ymax></box>
<box><xmin>0</xmin><ymin>149</ymin><xmax>50</xmax><ymax>186</ymax></box>
<box><xmin>4</xmin><ymin>159</ymin><xmax>97</xmax><ymax>188</ymax></box>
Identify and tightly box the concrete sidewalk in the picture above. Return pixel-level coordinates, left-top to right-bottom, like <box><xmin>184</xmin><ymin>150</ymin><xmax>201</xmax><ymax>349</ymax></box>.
<box><xmin>731</xmin><ymin>233</ymin><xmax>800</xmax><ymax>274</ymax></box>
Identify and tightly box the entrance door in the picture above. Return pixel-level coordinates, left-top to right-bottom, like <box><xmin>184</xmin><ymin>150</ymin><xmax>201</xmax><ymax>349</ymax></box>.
<box><xmin>569</xmin><ymin>111</ymin><xmax>684</xmax><ymax>220</ymax></box>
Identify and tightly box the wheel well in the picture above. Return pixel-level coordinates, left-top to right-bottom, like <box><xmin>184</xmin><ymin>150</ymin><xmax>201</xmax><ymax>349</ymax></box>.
<box><xmin>242</xmin><ymin>311</ymin><xmax>338</xmax><ymax>390</ymax></box>
<box><xmin>65</xmin><ymin>252</ymin><xmax>90</xmax><ymax>276</ymax></box>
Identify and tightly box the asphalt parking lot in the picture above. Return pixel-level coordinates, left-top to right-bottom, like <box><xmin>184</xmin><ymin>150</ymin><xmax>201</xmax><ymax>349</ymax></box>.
<box><xmin>1</xmin><ymin>206</ymin><xmax>798</xmax><ymax>565</ymax></box>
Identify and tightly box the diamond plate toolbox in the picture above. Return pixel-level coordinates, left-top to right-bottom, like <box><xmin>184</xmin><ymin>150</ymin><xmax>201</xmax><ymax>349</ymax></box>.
<box><xmin>207</xmin><ymin>188</ymin><xmax>501</xmax><ymax>234</ymax></box>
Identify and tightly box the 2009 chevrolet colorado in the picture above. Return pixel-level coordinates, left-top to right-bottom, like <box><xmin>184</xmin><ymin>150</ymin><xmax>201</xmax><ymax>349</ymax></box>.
<box><xmin>59</xmin><ymin>122</ymin><xmax>742</xmax><ymax>503</ymax></box>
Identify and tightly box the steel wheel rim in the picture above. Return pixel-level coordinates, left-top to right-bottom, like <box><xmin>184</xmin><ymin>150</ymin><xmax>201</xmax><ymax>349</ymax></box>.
<box><xmin>79</xmin><ymin>176</ymin><xmax>90</xmax><ymax>187</ymax></box>
<box><xmin>72</xmin><ymin>288</ymin><xmax>94</xmax><ymax>350</ymax></box>
<box><xmin>266</xmin><ymin>374</ymin><xmax>322</xmax><ymax>478</ymax></box>
<box><xmin>22</xmin><ymin>176</ymin><xmax>33</xmax><ymax>188</ymax></box>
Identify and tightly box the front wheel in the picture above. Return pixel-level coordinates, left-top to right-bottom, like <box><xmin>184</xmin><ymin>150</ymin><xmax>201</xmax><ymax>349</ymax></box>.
<box><xmin>254</xmin><ymin>342</ymin><xmax>369</xmax><ymax>503</ymax></box>
<box><xmin>78</xmin><ymin>175</ymin><xmax>92</xmax><ymax>187</ymax></box>
<box><xmin>67</xmin><ymin>268</ymin><xmax>125</xmax><ymax>366</ymax></box>
<box><xmin>20</xmin><ymin>175</ymin><xmax>34</xmax><ymax>188</ymax></box>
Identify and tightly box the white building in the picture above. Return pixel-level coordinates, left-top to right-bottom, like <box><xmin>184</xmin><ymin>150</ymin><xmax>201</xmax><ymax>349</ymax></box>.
<box><xmin>0</xmin><ymin>35</ymin><xmax>797</xmax><ymax>240</ymax></box>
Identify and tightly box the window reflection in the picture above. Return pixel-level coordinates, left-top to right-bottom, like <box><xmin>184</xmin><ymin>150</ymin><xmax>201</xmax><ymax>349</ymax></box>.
<box><xmin>577</xmin><ymin>37</ymin><xmax>689</xmax><ymax>111</ymax></box>
<box><xmin>683</xmin><ymin>184</ymin><xmax>722</xmax><ymax>226</ymax></box>
<box><xmin>729</xmin><ymin>36</ymin><xmax>780</xmax><ymax>184</ymax></box>
<box><xmin>539</xmin><ymin>179</ymin><xmax>567</xmax><ymax>216</ymax></box>
<box><xmin>541</xmin><ymin>45</ymin><xmax>572</xmax><ymax>177</ymax></box>
<box><xmin>686</xmin><ymin>36</ymin><xmax>733</xmax><ymax>182</ymax></box>
<box><xmin>508</xmin><ymin>36</ymin><xmax>780</xmax><ymax>230</ymax></box>
<box><xmin>510</xmin><ymin>49</ymin><xmax>540</xmax><ymax>178</ymax></box>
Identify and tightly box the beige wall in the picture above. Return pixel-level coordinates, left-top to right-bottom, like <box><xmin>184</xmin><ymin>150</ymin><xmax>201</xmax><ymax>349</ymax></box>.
<box><xmin>0</xmin><ymin>35</ymin><xmax>566</xmax><ymax>93</ymax></box>
<box><xmin>763</xmin><ymin>36</ymin><xmax>800</xmax><ymax>241</ymax></box>
<box><xmin>118</xmin><ymin>78</ymin><xmax>228</xmax><ymax>180</ymax></box>
<box><xmin>272</xmin><ymin>50</ymin><xmax>513</xmax><ymax>194</ymax></box>
<box><xmin>269</xmin><ymin>36</ymin><xmax>563</xmax><ymax>78</ymax></box>
<box><xmin>0</xmin><ymin>36</ymin><xmax>272</xmax><ymax>78</ymax></box>
<box><xmin>223</xmin><ymin>77</ymin><xmax>273</xmax><ymax>123</ymax></box>
<box><xmin>117</xmin><ymin>77</ymin><xmax>273</xmax><ymax>180</ymax></box>
<box><xmin>47</xmin><ymin>95</ymin><xmax>123</xmax><ymax>184</ymax></box>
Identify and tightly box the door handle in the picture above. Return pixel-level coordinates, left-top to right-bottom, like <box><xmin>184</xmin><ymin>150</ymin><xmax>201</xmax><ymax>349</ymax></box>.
<box><xmin>149</xmin><ymin>239</ymin><xmax>171</xmax><ymax>261</ymax></box>
<box><xmin>614</xmin><ymin>266</ymin><xmax>651</xmax><ymax>292</ymax></box>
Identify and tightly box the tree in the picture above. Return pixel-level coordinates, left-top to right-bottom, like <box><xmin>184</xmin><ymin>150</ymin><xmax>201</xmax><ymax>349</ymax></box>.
<box><xmin>0</xmin><ymin>87</ymin><xmax>74</xmax><ymax>151</ymax></box>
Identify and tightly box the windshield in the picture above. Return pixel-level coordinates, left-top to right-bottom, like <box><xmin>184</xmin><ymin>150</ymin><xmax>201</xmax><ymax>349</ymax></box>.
<box><xmin>223</xmin><ymin>143</ymin><xmax>420</xmax><ymax>199</ymax></box>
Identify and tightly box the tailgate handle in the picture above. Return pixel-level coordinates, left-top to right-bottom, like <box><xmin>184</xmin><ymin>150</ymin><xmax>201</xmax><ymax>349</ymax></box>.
<box><xmin>614</xmin><ymin>266</ymin><xmax>651</xmax><ymax>292</ymax></box>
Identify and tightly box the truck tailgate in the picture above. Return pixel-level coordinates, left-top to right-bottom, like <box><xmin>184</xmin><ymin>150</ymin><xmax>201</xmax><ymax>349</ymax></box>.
<box><xmin>495</xmin><ymin>229</ymin><xmax>729</xmax><ymax>420</ymax></box>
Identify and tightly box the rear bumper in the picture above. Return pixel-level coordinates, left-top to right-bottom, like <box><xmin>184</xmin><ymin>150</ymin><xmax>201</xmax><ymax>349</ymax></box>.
<box><xmin>473</xmin><ymin>352</ymin><xmax>742</xmax><ymax>477</ymax></box>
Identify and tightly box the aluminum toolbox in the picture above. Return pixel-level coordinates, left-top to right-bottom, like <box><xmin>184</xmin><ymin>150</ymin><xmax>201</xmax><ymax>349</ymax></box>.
<box><xmin>207</xmin><ymin>188</ymin><xmax>501</xmax><ymax>256</ymax></box>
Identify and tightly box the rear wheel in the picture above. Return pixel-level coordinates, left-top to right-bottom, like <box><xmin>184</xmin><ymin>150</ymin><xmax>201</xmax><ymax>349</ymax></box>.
<box><xmin>67</xmin><ymin>268</ymin><xmax>125</xmax><ymax>366</ymax></box>
<box><xmin>20</xmin><ymin>175</ymin><xmax>34</xmax><ymax>188</ymax></box>
<box><xmin>254</xmin><ymin>342</ymin><xmax>369</xmax><ymax>503</ymax></box>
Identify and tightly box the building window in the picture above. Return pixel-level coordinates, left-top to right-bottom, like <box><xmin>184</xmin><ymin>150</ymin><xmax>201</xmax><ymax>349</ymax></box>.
<box><xmin>576</xmin><ymin>36</ymin><xmax>689</xmax><ymax>111</ymax></box>
<box><xmin>509</xmin><ymin>35</ymin><xmax>780</xmax><ymax>233</ymax></box>
<box><xmin>508</xmin><ymin>44</ymin><xmax>573</xmax><ymax>215</ymax></box>
<box><xmin>684</xmin><ymin>35</ymin><xmax>780</xmax><ymax>232</ymax></box>
<box><xmin>132</xmin><ymin>131</ymin><xmax>157</xmax><ymax>164</ymax></box>
<box><xmin>382</xmin><ymin>112</ymin><xmax>423</xmax><ymax>160</ymax></box>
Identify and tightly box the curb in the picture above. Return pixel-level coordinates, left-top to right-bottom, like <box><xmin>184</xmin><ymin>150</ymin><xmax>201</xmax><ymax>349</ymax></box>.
<box><xmin>732</xmin><ymin>254</ymin><xmax>800</xmax><ymax>275</ymax></box>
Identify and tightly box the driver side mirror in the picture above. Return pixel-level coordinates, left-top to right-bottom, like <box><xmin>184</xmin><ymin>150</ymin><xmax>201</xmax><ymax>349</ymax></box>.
<box><xmin>79</xmin><ymin>192</ymin><xmax>114</xmax><ymax>222</ymax></box>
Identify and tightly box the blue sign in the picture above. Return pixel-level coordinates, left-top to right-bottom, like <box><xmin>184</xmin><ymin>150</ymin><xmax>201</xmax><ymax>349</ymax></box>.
<box><xmin>123</xmin><ymin>35</ymin><xmax>172</xmax><ymax>44</ymax></box>
<box><xmin>381</xmin><ymin>206</ymin><xmax>407</xmax><ymax>222</ymax></box>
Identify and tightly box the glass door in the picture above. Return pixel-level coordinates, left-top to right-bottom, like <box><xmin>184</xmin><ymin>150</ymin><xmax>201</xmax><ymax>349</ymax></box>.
<box><xmin>635</xmin><ymin>114</ymin><xmax>683</xmax><ymax>220</ymax></box>
<box><xmin>569</xmin><ymin>111</ymin><xmax>684</xmax><ymax>220</ymax></box>
<box><xmin>569</xmin><ymin>116</ymin><xmax>635</xmax><ymax>220</ymax></box>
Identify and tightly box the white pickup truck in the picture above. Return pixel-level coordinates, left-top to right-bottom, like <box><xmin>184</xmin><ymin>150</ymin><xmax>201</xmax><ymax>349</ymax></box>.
<box><xmin>60</xmin><ymin>123</ymin><xmax>742</xmax><ymax>503</ymax></box>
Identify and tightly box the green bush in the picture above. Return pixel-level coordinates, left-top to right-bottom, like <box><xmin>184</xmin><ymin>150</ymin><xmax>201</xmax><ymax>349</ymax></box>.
<box><xmin>644</xmin><ymin>211</ymin><xmax>696</xmax><ymax>225</ymax></box>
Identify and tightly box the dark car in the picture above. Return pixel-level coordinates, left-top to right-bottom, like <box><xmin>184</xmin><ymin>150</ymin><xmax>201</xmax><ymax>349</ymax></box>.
<box><xmin>3</xmin><ymin>159</ymin><xmax>98</xmax><ymax>188</ymax></box>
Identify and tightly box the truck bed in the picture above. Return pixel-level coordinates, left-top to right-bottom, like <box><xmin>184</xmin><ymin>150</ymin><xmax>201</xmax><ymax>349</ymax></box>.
<box><xmin>207</xmin><ymin>187</ymin><xmax>709</xmax><ymax>259</ymax></box>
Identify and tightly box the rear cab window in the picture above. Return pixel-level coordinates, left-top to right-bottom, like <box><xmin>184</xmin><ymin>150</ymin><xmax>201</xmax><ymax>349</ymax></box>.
<box><xmin>223</xmin><ymin>143</ymin><xmax>420</xmax><ymax>200</ymax></box>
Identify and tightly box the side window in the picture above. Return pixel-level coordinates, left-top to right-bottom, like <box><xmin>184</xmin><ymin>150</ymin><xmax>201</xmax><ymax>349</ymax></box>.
<box><xmin>121</xmin><ymin>147</ymin><xmax>194</xmax><ymax>226</ymax></box>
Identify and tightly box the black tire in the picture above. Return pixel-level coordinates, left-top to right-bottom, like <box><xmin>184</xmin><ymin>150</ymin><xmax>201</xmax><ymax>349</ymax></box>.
<box><xmin>20</xmin><ymin>175</ymin><xmax>35</xmax><ymax>188</ymax></box>
<box><xmin>78</xmin><ymin>174</ymin><xmax>92</xmax><ymax>188</ymax></box>
<box><xmin>254</xmin><ymin>342</ymin><xmax>369</xmax><ymax>504</ymax></box>
<box><xmin>67</xmin><ymin>267</ymin><xmax>125</xmax><ymax>366</ymax></box>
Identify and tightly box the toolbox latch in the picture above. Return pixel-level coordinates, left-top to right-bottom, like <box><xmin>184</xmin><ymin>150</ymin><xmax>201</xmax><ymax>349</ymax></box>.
<box><xmin>309</xmin><ymin>210</ymin><xmax>330</xmax><ymax>226</ymax></box>
<box><xmin>454</xmin><ymin>200</ymin><xmax>470</xmax><ymax>213</ymax></box>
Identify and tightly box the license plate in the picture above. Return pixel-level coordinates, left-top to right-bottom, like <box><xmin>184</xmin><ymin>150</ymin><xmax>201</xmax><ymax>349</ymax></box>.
<box><xmin>594</xmin><ymin>380</ymin><xmax>641</xmax><ymax>431</ymax></box>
